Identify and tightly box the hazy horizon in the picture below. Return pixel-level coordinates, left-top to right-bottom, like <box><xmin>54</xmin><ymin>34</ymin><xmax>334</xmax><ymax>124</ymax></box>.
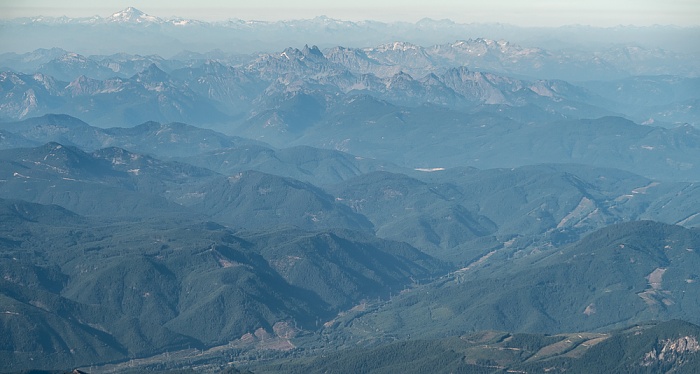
<box><xmin>2</xmin><ymin>0</ymin><xmax>699</xmax><ymax>27</ymax></box>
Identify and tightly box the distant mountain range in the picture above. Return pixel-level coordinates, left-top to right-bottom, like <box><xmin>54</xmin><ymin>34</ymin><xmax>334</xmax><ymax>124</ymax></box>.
<box><xmin>1</xmin><ymin>45</ymin><xmax>698</xmax><ymax>145</ymax></box>
<box><xmin>2</xmin><ymin>30</ymin><xmax>698</xmax><ymax>144</ymax></box>
<box><xmin>2</xmin><ymin>38</ymin><xmax>697</xmax><ymax>82</ymax></box>
<box><xmin>3</xmin><ymin>7</ymin><xmax>699</xmax><ymax>57</ymax></box>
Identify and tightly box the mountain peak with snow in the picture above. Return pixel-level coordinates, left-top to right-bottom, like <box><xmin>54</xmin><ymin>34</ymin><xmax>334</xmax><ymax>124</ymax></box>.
<box><xmin>375</xmin><ymin>41</ymin><xmax>421</xmax><ymax>52</ymax></box>
<box><xmin>107</xmin><ymin>7</ymin><xmax>161</xmax><ymax>24</ymax></box>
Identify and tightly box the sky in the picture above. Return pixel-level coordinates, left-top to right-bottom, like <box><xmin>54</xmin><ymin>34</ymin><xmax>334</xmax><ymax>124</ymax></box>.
<box><xmin>1</xmin><ymin>0</ymin><xmax>699</xmax><ymax>27</ymax></box>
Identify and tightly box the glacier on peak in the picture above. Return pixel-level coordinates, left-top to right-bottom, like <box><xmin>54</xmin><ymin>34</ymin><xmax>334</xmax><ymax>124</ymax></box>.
<box><xmin>107</xmin><ymin>7</ymin><xmax>161</xmax><ymax>24</ymax></box>
<box><xmin>375</xmin><ymin>42</ymin><xmax>421</xmax><ymax>52</ymax></box>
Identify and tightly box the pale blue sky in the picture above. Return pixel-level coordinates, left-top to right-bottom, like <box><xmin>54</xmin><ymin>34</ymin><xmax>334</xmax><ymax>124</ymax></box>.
<box><xmin>2</xmin><ymin>0</ymin><xmax>699</xmax><ymax>26</ymax></box>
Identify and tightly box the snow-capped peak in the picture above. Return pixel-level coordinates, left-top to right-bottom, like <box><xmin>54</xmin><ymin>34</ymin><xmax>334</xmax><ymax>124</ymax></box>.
<box><xmin>376</xmin><ymin>41</ymin><xmax>420</xmax><ymax>52</ymax></box>
<box><xmin>107</xmin><ymin>7</ymin><xmax>161</xmax><ymax>24</ymax></box>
